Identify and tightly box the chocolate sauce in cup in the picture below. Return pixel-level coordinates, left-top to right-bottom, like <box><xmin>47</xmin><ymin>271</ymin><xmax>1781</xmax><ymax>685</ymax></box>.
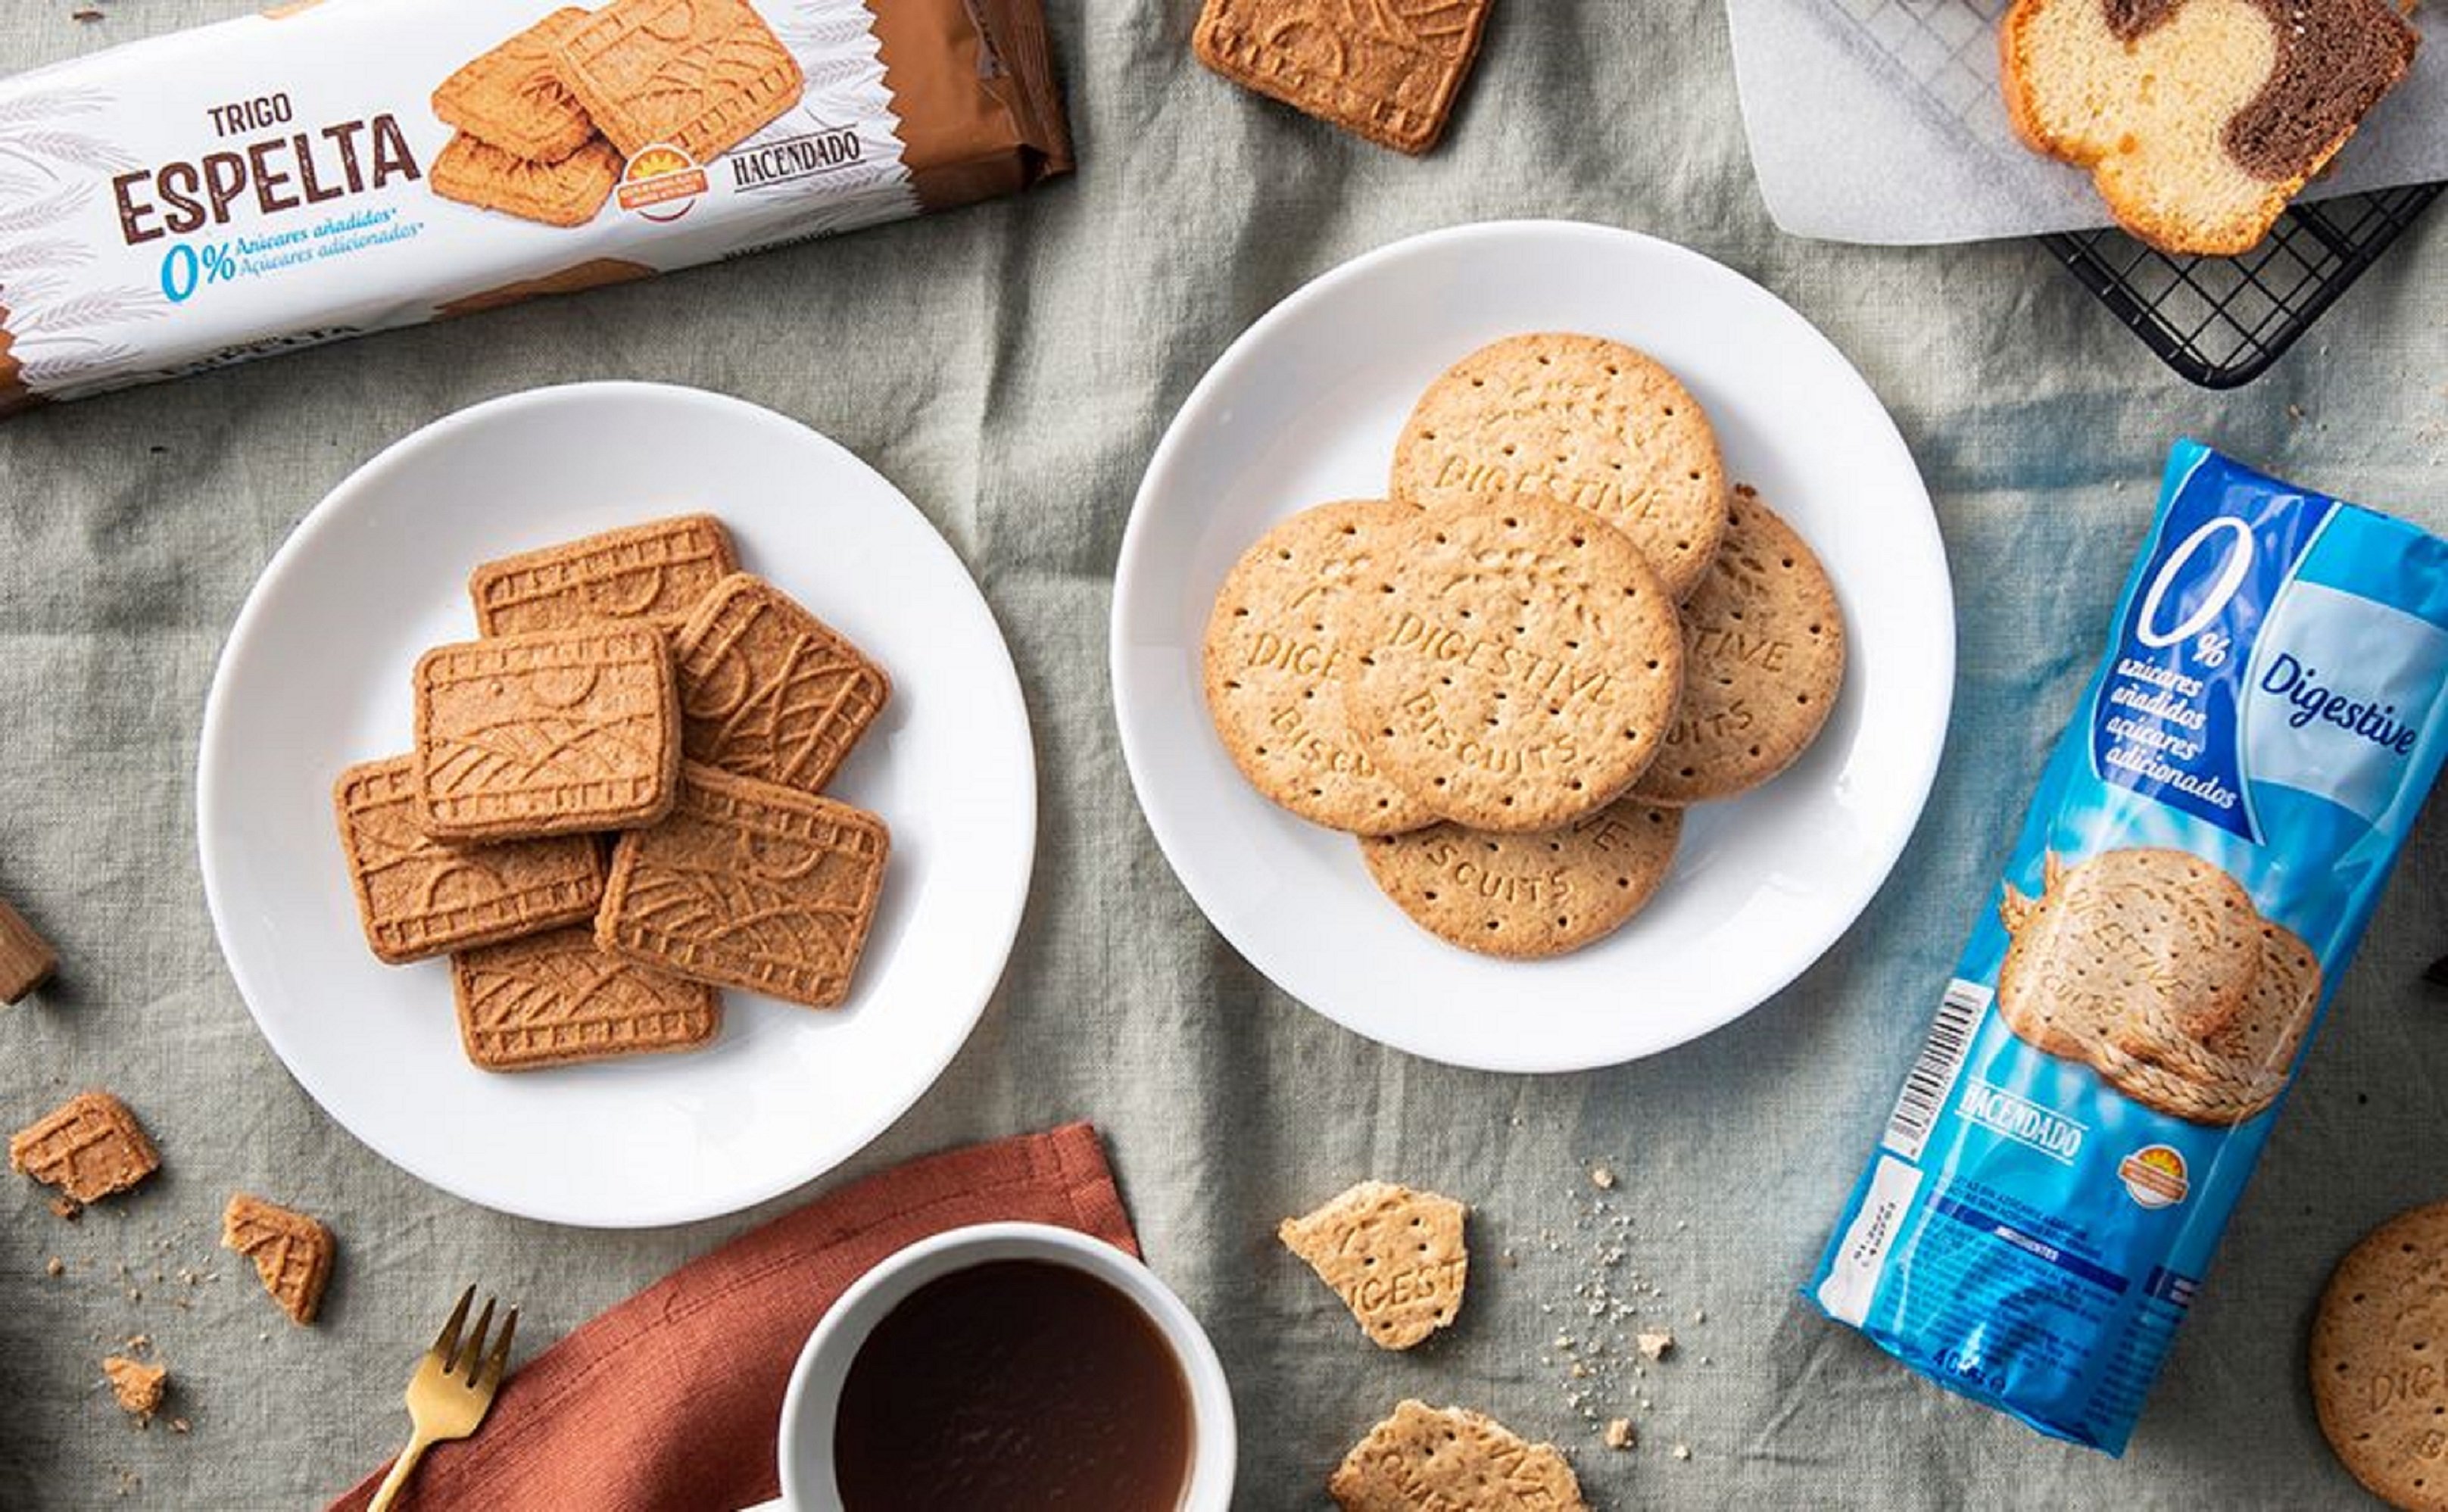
<box><xmin>759</xmin><ymin>1223</ymin><xmax>1236</xmax><ymax>1512</ymax></box>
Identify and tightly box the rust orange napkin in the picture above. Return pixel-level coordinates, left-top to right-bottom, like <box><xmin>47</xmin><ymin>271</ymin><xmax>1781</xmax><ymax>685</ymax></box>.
<box><xmin>329</xmin><ymin>1123</ymin><xmax>1134</xmax><ymax>1510</ymax></box>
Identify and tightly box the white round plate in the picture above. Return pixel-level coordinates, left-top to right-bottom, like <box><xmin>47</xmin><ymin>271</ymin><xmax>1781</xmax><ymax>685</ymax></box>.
<box><xmin>199</xmin><ymin>383</ymin><xmax>1035</xmax><ymax>1227</ymax></box>
<box><xmin>1112</xmin><ymin>220</ymin><xmax>1954</xmax><ymax>1073</ymax></box>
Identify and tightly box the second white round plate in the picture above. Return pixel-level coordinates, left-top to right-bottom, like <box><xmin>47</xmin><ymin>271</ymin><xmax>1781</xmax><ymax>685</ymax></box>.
<box><xmin>1112</xmin><ymin>221</ymin><xmax>1954</xmax><ymax>1073</ymax></box>
<box><xmin>199</xmin><ymin>383</ymin><xmax>1035</xmax><ymax>1227</ymax></box>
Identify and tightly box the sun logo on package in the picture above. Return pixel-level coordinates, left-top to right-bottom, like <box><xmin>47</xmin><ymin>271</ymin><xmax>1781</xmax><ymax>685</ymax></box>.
<box><xmin>616</xmin><ymin>145</ymin><xmax>709</xmax><ymax>222</ymax></box>
<box><xmin>2117</xmin><ymin>1145</ymin><xmax>2190</xmax><ymax>1210</ymax></box>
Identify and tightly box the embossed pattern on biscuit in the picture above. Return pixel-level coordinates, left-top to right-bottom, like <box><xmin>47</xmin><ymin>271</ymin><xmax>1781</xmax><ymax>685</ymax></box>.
<box><xmin>1193</xmin><ymin>0</ymin><xmax>1495</xmax><ymax>155</ymax></box>
<box><xmin>554</xmin><ymin>0</ymin><xmax>807</xmax><ymax>161</ymax></box>
<box><xmin>1279</xmin><ymin>1180</ymin><xmax>1468</xmax><ymax>1350</ymax></box>
<box><xmin>1334</xmin><ymin>494</ymin><xmax>1686</xmax><ymax>834</ymax></box>
<box><xmin>8</xmin><ymin>1091</ymin><xmax>158</xmax><ymax>1205</ymax></box>
<box><xmin>430</xmin><ymin>133</ymin><xmax>623</xmax><ymax>228</ymax></box>
<box><xmin>453</xmin><ymin>925</ymin><xmax>720</xmax><ymax>1071</ymax></box>
<box><xmin>1633</xmin><ymin>486</ymin><xmax>1844</xmax><ymax>805</ymax></box>
<box><xmin>221</xmin><ymin>1194</ymin><xmax>335</xmax><ymax>1325</ymax></box>
<box><xmin>1392</xmin><ymin>334</ymin><xmax>1729</xmax><ymax>601</ymax></box>
<box><xmin>1328</xmin><ymin>1400</ymin><xmax>1589</xmax><ymax>1512</ymax></box>
<box><xmin>598</xmin><ymin>765</ymin><xmax>888</xmax><ymax>1009</ymax></box>
<box><xmin>413</xmin><ymin>626</ymin><xmax>679</xmax><ymax>842</ymax></box>
<box><xmin>1202</xmin><ymin>500</ymin><xmax>1433</xmax><ymax>835</ymax></box>
<box><xmin>672</xmin><ymin>574</ymin><xmax>889</xmax><ymax>794</ymax></box>
<box><xmin>471</xmin><ymin>514</ymin><xmax>738</xmax><ymax>636</ymax></box>
<box><xmin>432</xmin><ymin>7</ymin><xmax>600</xmax><ymax>163</ymax></box>
<box><xmin>1361</xmin><ymin>797</ymin><xmax>1681</xmax><ymax>959</ymax></box>
<box><xmin>335</xmin><ymin>756</ymin><xmax>605</xmax><ymax>964</ymax></box>
<box><xmin>2312</xmin><ymin>1202</ymin><xmax>2448</xmax><ymax>1512</ymax></box>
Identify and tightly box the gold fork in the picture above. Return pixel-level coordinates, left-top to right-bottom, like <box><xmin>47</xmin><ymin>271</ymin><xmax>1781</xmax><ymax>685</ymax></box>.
<box><xmin>368</xmin><ymin>1285</ymin><xmax>519</xmax><ymax>1512</ymax></box>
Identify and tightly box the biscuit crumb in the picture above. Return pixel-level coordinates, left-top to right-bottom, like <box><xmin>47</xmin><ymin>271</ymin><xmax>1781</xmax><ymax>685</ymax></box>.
<box><xmin>45</xmin><ymin>1257</ymin><xmax>64</xmax><ymax>1277</ymax></box>
<box><xmin>51</xmin><ymin>1196</ymin><xmax>82</xmax><ymax>1221</ymax></box>
<box><xmin>103</xmin><ymin>1357</ymin><xmax>165</xmax><ymax>1422</ymax></box>
<box><xmin>1672</xmin><ymin>1442</ymin><xmax>1692</xmax><ymax>1461</ymax></box>
<box><xmin>169</xmin><ymin>1418</ymin><xmax>190</xmax><ymax>1435</ymax></box>
<box><xmin>1603</xmin><ymin>1417</ymin><xmax>1635</xmax><ymax>1451</ymax></box>
<box><xmin>1589</xmin><ymin>1164</ymin><xmax>1616</xmax><ymax>1190</ymax></box>
<box><xmin>1637</xmin><ymin>1330</ymin><xmax>1675</xmax><ymax>1361</ymax></box>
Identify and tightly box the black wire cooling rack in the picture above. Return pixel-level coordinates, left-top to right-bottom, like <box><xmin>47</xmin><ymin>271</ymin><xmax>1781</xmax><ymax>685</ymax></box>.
<box><xmin>1822</xmin><ymin>0</ymin><xmax>2438</xmax><ymax>389</ymax></box>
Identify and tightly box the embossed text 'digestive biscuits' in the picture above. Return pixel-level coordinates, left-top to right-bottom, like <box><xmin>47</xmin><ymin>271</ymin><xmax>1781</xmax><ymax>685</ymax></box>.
<box><xmin>432</xmin><ymin>8</ymin><xmax>600</xmax><ymax>163</ymax></box>
<box><xmin>1278</xmin><ymin>1180</ymin><xmax>1468</xmax><ymax>1351</ymax></box>
<box><xmin>598</xmin><ymin>764</ymin><xmax>889</xmax><ymax>1009</ymax></box>
<box><xmin>413</xmin><ymin>625</ymin><xmax>680</xmax><ymax>842</ymax></box>
<box><xmin>334</xmin><ymin>756</ymin><xmax>606</xmax><ymax>964</ymax></box>
<box><xmin>672</xmin><ymin>573</ymin><xmax>889</xmax><ymax>793</ymax></box>
<box><xmin>470</xmin><ymin>514</ymin><xmax>739</xmax><ymax>636</ymax></box>
<box><xmin>452</xmin><ymin>924</ymin><xmax>722</xmax><ymax>1071</ymax></box>
<box><xmin>430</xmin><ymin>133</ymin><xmax>623</xmax><ymax>228</ymax></box>
<box><xmin>1193</xmin><ymin>0</ymin><xmax>1495</xmax><ymax>155</ymax></box>
<box><xmin>553</xmin><ymin>0</ymin><xmax>806</xmax><ymax>161</ymax></box>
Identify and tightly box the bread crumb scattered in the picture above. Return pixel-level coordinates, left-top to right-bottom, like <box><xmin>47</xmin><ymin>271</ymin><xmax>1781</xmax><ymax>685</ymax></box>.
<box><xmin>1603</xmin><ymin>1417</ymin><xmax>1635</xmax><ymax>1451</ymax></box>
<box><xmin>1637</xmin><ymin>1330</ymin><xmax>1675</xmax><ymax>1361</ymax></box>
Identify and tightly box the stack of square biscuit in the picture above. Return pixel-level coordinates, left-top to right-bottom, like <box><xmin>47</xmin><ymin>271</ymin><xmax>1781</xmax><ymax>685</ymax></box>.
<box><xmin>1202</xmin><ymin>332</ymin><xmax>1851</xmax><ymax>960</ymax></box>
<box><xmin>333</xmin><ymin>514</ymin><xmax>893</xmax><ymax>1071</ymax></box>
<box><xmin>429</xmin><ymin>0</ymin><xmax>806</xmax><ymax>227</ymax></box>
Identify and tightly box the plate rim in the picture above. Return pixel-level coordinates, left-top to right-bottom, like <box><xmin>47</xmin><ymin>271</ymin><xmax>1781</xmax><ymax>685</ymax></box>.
<box><xmin>1110</xmin><ymin>217</ymin><xmax>1955</xmax><ymax>1073</ymax></box>
<box><xmin>196</xmin><ymin>379</ymin><xmax>1038</xmax><ymax>1227</ymax></box>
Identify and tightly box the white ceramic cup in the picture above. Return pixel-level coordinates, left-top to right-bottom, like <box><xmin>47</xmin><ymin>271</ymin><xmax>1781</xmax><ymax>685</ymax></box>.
<box><xmin>747</xmin><ymin>1222</ymin><xmax>1237</xmax><ymax>1511</ymax></box>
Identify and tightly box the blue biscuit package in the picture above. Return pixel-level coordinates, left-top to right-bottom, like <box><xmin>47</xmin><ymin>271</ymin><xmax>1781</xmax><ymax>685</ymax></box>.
<box><xmin>1807</xmin><ymin>441</ymin><xmax>2448</xmax><ymax>1453</ymax></box>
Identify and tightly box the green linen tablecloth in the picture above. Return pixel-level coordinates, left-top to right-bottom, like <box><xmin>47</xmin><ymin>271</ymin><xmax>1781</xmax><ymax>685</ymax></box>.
<box><xmin>2</xmin><ymin>3</ymin><xmax>2444</xmax><ymax>1507</ymax></box>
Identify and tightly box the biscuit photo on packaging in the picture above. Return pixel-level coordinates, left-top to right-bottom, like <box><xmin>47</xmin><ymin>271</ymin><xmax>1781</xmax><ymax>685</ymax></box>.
<box><xmin>1392</xmin><ymin>332</ymin><xmax>1729</xmax><ymax>601</ymax></box>
<box><xmin>1193</xmin><ymin>0</ymin><xmax>1495</xmax><ymax>155</ymax></box>
<box><xmin>9</xmin><ymin>1091</ymin><xmax>158</xmax><ymax>1206</ymax></box>
<box><xmin>334</xmin><ymin>755</ymin><xmax>607</xmax><ymax>965</ymax></box>
<box><xmin>1333</xmin><ymin>493</ymin><xmax>1685</xmax><ymax>834</ymax></box>
<box><xmin>1278</xmin><ymin>1180</ymin><xmax>1468</xmax><ymax>1351</ymax></box>
<box><xmin>1329</xmin><ymin>1401</ymin><xmax>1588</xmax><ymax>1512</ymax></box>
<box><xmin>598</xmin><ymin>763</ymin><xmax>889</xmax><ymax>1009</ymax></box>
<box><xmin>430</xmin><ymin>133</ymin><xmax>625</xmax><ymax>228</ymax></box>
<box><xmin>1361</xmin><ymin>793</ymin><xmax>1680</xmax><ymax>959</ymax></box>
<box><xmin>413</xmin><ymin>625</ymin><xmax>681</xmax><ymax>842</ymax></box>
<box><xmin>672</xmin><ymin>572</ymin><xmax>890</xmax><ymax>794</ymax></box>
<box><xmin>1633</xmin><ymin>485</ymin><xmax>1845</xmax><ymax>806</ymax></box>
<box><xmin>453</xmin><ymin>924</ymin><xmax>722</xmax><ymax>1071</ymax></box>
<box><xmin>432</xmin><ymin>8</ymin><xmax>600</xmax><ymax>164</ymax></box>
<box><xmin>1202</xmin><ymin>500</ymin><xmax>1436</xmax><ymax>836</ymax></box>
<box><xmin>553</xmin><ymin>0</ymin><xmax>806</xmax><ymax>162</ymax></box>
<box><xmin>222</xmin><ymin>1193</ymin><xmax>336</xmax><ymax>1326</ymax></box>
<box><xmin>470</xmin><ymin>513</ymin><xmax>740</xmax><ymax>636</ymax></box>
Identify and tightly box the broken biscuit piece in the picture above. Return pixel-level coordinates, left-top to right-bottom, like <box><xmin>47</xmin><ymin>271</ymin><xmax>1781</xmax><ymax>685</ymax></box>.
<box><xmin>103</xmin><ymin>1357</ymin><xmax>166</xmax><ymax>1423</ymax></box>
<box><xmin>1330</xmin><ymin>1401</ymin><xmax>1588</xmax><ymax>1512</ymax></box>
<box><xmin>222</xmin><ymin>1193</ymin><xmax>335</xmax><ymax>1326</ymax></box>
<box><xmin>10</xmin><ymin>1091</ymin><xmax>158</xmax><ymax>1205</ymax></box>
<box><xmin>1278</xmin><ymin>1180</ymin><xmax>1467</xmax><ymax>1351</ymax></box>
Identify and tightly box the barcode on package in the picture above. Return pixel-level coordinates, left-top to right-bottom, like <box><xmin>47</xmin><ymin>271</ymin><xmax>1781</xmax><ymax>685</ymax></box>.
<box><xmin>1881</xmin><ymin>979</ymin><xmax>1991</xmax><ymax>1161</ymax></box>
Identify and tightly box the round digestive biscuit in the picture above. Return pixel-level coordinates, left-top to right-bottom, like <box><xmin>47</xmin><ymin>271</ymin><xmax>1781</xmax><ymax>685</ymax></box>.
<box><xmin>1202</xmin><ymin>501</ymin><xmax>1436</xmax><ymax>835</ymax></box>
<box><xmin>1333</xmin><ymin>495</ymin><xmax>1684</xmax><ymax>834</ymax></box>
<box><xmin>1994</xmin><ymin>847</ymin><xmax>2264</xmax><ymax>1067</ymax></box>
<box><xmin>1391</xmin><ymin>333</ymin><xmax>1728</xmax><ymax>600</ymax></box>
<box><xmin>1360</xmin><ymin>796</ymin><xmax>1680</xmax><ymax>959</ymax></box>
<box><xmin>1633</xmin><ymin>485</ymin><xmax>1845</xmax><ymax>805</ymax></box>
<box><xmin>2313</xmin><ymin>1202</ymin><xmax>2448</xmax><ymax>1510</ymax></box>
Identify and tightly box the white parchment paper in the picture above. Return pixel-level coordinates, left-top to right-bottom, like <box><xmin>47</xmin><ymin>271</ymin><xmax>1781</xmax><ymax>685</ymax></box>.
<box><xmin>1726</xmin><ymin>0</ymin><xmax>2446</xmax><ymax>245</ymax></box>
